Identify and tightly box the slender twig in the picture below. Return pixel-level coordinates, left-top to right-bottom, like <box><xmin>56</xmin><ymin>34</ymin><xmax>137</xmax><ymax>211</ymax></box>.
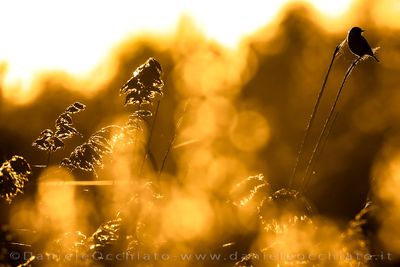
<box><xmin>300</xmin><ymin>57</ymin><xmax>361</xmax><ymax>192</ymax></box>
<box><xmin>138</xmin><ymin>100</ymin><xmax>161</xmax><ymax>176</ymax></box>
<box><xmin>158</xmin><ymin>116</ymin><xmax>183</xmax><ymax>179</ymax></box>
<box><xmin>133</xmin><ymin>103</ymin><xmax>141</xmax><ymax>157</ymax></box>
<box><xmin>313</xmin><ymin>112</ymin><xmax>339</xmax><ymax>169</ymax></box>
<box><xmin>158</xmin><ymin>102</ymin><xmax>188</xmax><ymax>179</ymax></box>
<box><xmin>289</xmin><ymin>44</ymin><xmax>340</xmax><ymax>188</ymax></box>
<box><xmin>302</xmin><ymin>112</ymin><xmax>339</xmax><ymax>192</ymax></box>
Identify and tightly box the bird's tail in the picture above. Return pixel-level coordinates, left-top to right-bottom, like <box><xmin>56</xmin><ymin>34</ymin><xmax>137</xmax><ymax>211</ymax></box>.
<box><xmin>372</xmin><ymin>47</ymin><xmax>380</xmax><ymax>62</ymax></box>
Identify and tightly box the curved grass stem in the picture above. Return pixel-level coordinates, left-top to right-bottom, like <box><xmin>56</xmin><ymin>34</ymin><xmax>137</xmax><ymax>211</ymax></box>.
<box><xmin>132</xmin><ymin>103</ymin><xmax>141</xmax><ymax>174</ymax></box>
<box><xmin>303</xmin><ymin>112</ymin><xmax>339</xmax><ymax>192</ymax></box>
<box><xmin>158</xmin><ymin>101</ymin><xmax>188</xmax><ymax>179</ymax></box>
<box><xmin>138</xmin><ymin>100</ymin><xmax>161</xmax><ymax>176</ymax></box>
<box><xmin>300</xmin><ymin>57</ymin><xmax>362</xmax><ymax>192</ymax></box>
<box><xmin>289</xmin><ymin>44</ymin><xmax>340</xmax><ymax>187</ymax></box>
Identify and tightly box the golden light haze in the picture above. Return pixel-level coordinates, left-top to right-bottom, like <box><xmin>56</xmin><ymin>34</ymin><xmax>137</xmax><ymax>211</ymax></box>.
<box><xmin>0</xmin><ymin>0</ymin><xmax>359</xmax><ymax>104</ymax></box>
<box><xmin>373</xmin><ymin>142</ymin><xmax>400</xmax><ymax>258</ymax></box>
<box><xmin>2</xmin><ymin>0</ymin><xmax>400</xmax><ymax>266</ymax></box>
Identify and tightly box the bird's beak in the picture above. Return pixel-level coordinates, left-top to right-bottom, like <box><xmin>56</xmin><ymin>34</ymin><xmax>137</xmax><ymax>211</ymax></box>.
<box><xmin>361</xmin><ymin>29</ymin><xmax>365</xmax><ymax>32</ymax></box>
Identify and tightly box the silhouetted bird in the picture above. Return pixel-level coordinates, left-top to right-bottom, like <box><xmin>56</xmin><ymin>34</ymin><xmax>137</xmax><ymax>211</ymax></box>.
<box><xmin>347</xmin><ymin>27</ymin><xmax>379</xmax><ymax>62</ymax></box>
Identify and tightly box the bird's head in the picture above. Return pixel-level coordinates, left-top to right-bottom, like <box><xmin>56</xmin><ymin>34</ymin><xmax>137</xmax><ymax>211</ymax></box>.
<box><xmin>349</xmin><ymin>27</ymin><xmax>365</xmax><ymax>35</ymax></box>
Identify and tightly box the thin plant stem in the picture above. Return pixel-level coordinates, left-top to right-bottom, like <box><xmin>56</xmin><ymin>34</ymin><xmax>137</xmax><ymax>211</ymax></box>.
<box><xmin>138</xmin><ymin>100</ymin><xmax>161</xmax><ymax>176</ymax></box>
<box><xmin>158</xmin><ymin>116</ymin><xmax>183</xmax><ymax>179</ymax></box>
<box><xmin>300</xmin><ymin>57</ymin><xmax>362</xmax><ymax>192</ymax></box>
<box><xmin>302</xmin><ymin>112</ymin><xmax>339</xmax><ymax>192</ymax></box>
<box><xmin>158</xmin><ymin>102</ymin><xmax>188</xmax><ymax>179</ymax></box>
<box><xmin>289</xmin><ymin>44</ymin><xmax>340</xmax><ymax>188</ymax></box>
<box><xmin>132</xmin><ymin>103</ymin><xmax>141</xmax><ymax>174</ymax></box>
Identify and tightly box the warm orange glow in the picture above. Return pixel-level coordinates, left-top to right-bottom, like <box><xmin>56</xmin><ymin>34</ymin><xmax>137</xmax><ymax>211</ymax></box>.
<box><xmin>162</xmin><ymin>191</ymin><xmax>213</xmax><ymax>241</ymax></box>
<box><xmin>0</xmin><ymin>0</ymin><xmax>357</xmax><ymax>104</ymax></box>
<box><xmin>37</xmin><ymin>167</ymin><xmax>77</xmax><ymax>232</ymax></box>
<box><xmin>2</xmin><ymin>0</ymin><xmax>400</xmax><ymax>265</ymax></box>
<box><xmin>230</xmin><ymin>111</ymin><xmax>271</xmax><ymax>152</ymax></box>
<box><xmin>373</xmin><ymin>152</ymin><xmax>400</xmax><ymax>254</ymax></box>
<box><xmin>305</xmin><ymin>0</ymin><xmax>352</xmax><ymax>17</ymax></box>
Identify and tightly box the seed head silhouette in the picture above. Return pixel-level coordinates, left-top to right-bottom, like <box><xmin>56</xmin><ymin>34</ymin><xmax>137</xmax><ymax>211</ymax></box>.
<box><xmin>347</xmin><ymin>27</ymin><xmax>379</xmax><ymax>62</ymax></box>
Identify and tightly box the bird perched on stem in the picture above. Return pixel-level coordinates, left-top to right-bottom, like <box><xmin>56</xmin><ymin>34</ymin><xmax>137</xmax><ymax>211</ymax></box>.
<box><xmin>347</xmin><ymin>27</ymin><xmax>379</xmax><ymax>62</ymax></box>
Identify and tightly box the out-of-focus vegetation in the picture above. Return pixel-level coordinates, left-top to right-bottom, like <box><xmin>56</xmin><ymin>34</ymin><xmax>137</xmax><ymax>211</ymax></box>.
<box><xmin>1</xmin><ymin>1</ymin><xmax>400</xmax><ymax>266</ymax></box>
<box><xmin>0</xmin><ymin>156</ymin><xmax>31</xmax><ymax>203</ymax></box>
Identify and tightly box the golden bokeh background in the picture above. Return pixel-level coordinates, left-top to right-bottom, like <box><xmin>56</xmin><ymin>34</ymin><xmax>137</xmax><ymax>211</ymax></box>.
<box><xmin>1</xmin><ymin>0</ymin><xmax>400</xmax><ymax>266</ymax></box>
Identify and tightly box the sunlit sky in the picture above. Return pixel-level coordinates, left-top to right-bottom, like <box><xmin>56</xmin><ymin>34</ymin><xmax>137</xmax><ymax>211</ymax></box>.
<box><xmin>1</xmin><ymin>0</ymin><xmax>396</xmax><ymax>103</ymax></box>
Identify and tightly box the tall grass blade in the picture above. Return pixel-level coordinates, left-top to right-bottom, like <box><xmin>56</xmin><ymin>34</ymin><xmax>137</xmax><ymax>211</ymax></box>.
<box><xmin>289</xmin><ymin>44</ymin><xmax>340</xmax><ymax>187</ymax></box>
<box><xmin>138</xmin><ymin>100</ymin><xmax>161</xmax><ymax>176</ymax></box>
<box><xmin>303</xmin><ymin>112</ymin><xmax>339</xmax><ymax>191</ymax></box>
<box><xmin>158</xmin><ymin>101</ymin><xmax>188</xmax><ymax>179</ymax></box>
<box><xmin>301</xmin><ymin>57</ymin><xmax>362</xmax><ymax>192</ymax></box>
